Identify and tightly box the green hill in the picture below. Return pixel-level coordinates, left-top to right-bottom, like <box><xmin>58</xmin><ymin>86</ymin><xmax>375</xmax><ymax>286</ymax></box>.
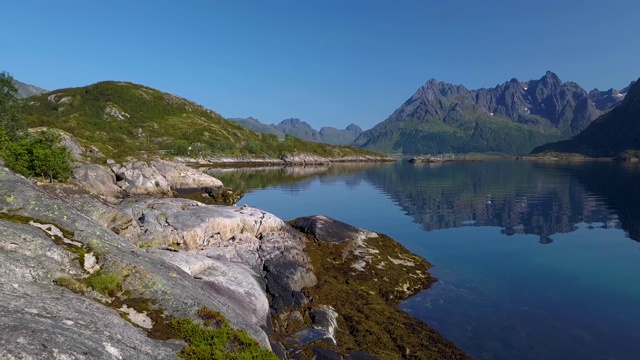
<box><xmin>21</xmin><ymin>81</ymin><xmax>382</xmax><ymax>161</ymax></box>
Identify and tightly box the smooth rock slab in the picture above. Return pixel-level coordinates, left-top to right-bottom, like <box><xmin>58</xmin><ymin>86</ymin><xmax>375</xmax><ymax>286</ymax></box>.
<box><xmin>0</xmin><ymin>166</ymin><xmax>272</xmax><ymax>350</ymax></box>
<box><xmin>0</xmin><ymin>219</ymin><xmax>178</xmax><ymax>359</ymax></box>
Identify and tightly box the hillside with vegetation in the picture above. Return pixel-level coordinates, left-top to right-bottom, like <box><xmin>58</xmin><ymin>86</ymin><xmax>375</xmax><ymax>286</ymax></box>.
<box><xmin>21</xmin><ymin>81</ymin><xmax>384</xmax><ymax>161</ymax></box>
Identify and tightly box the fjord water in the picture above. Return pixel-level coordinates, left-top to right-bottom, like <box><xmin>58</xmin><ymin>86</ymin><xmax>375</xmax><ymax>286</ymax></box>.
<box><xmin>210</xmin><ymin>161</ymin><xmax>640</xmax><ymax>360</ymax></box>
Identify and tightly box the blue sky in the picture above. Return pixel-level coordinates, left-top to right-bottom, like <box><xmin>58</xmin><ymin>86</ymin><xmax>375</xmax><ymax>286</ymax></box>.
<box><xmin>2</xmin><ymin>0</ymin><xmax>639</xmax><ymax>129</ymax></box>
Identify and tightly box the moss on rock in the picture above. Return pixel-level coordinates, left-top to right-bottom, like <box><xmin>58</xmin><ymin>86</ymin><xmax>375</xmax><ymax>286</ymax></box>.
<box><xmin>276</xmin><ymin>224</ymin><xmax>471</xmax><ymax>360</ymax></box>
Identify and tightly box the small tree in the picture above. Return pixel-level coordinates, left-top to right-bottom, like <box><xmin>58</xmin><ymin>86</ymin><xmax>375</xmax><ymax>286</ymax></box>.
<box><xmin>2</xmin><ymin>137</ymin><xmax>33</xmax><ymax>176</ymax></box>
<box><xmin>0</xmin><ymin>71</ymin><xmax>27</xmax><ymax>139</ymax></box>
<box><xmin>29</xmin><ymin>130</ymin><xmax>73</xmax><ymax>182</ymax></box>
<box><xmin>0</xmin><ymin>72</ymin><xmax>72</xmax><ymax>182</ymax></box>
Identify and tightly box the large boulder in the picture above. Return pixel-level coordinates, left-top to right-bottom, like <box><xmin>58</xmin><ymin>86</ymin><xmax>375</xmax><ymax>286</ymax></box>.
<box><xmin>117</xmin><ymin>199</ymin><xmax>286</xmax><ymax>251</ymax></box>
<box><xmin>117</xmin><ymin>198</ymin><xmax>318</xmax><ymax>311</ymax></box>
<box><xmin>110</xmin><ymin>160</ymin><xmax>174</xmax><ymax>197</ymax></box>
<box><xmin>73</xmin><ymin>160</ymin><xmax>225</xmax><ymax>200</ymax></box>
<box><xmin>151</xmin><ymin>159</ymin><xmax>223</xmax><ymax>189</ymax></box>
<box><xmin>146</xmin><ymin>249</ymin><xmax>270</xmax><ymax>331</ymax></box>
<box><xmin>290</xmin><ymin>214</ymin><xmax>377</xmax><ymax>244</ymax></box>
<box><xmin>73</xmin><ymin>164</ymin><xmax>124</xmax><ymax>202</ymax></box>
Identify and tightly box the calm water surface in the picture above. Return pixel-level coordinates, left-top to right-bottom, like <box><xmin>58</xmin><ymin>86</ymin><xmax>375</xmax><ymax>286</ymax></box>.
<box><xmin>208</xmin><ymin>161</ymin><xmax>640</xmax><ymax>360</ymax></box>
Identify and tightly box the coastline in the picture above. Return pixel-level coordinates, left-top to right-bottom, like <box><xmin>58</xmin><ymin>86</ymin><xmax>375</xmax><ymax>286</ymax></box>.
<box><xmin>0</xmin><ymin>155</ymin><xmax>468</xmax><ymax>359</ymax></box>
<box><xmin>173</xmin><ymin>153</ymin><xmax>397</xmax><ymax>168</ymax></box>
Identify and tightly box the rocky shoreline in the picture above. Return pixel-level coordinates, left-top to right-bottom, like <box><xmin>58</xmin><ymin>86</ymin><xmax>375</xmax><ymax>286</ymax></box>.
<box><xmin>174</xmin><ymin>153</ymin><xmax>397</xmax><ymax>167</ymax></box>
<box><xmin>0</xmin><ymin>141</ymin><xmax>467</xmax><ymax>359</ymax></box>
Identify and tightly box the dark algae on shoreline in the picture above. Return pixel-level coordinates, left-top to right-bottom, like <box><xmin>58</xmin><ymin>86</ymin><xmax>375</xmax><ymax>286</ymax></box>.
<box><xmin>275</xmin><ymin>215</ymin><xmax>470</xmax><ymax>360</ymax></box>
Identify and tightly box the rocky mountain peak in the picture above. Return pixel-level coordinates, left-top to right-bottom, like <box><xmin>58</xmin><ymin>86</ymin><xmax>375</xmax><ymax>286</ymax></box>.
<box><xmin>531</xmin><ymin>76</ymin><xmax>640</xmax><ymax>157</ymax></box>
<box><xmin>622</xmin><ymin>80</ymin><xmax>637</xmax><ymax>94</ymax></box>
<box><xmin>277</xmin><ymin>118</ymin><xmax>305</xmax><ymax>128</ymax></box>
<box><xmin>344</xmin><ymin>124</ymin><xmax>363</xmax><ymax>138</ymax></box>
<box><xmin>354</xmin><ymin>71</ymin><xmax>632</xmax><ymax>155</ymax></box>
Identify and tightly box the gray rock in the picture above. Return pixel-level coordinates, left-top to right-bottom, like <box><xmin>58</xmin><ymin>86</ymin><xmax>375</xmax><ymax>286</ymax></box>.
<box><xmin>146</xmin><ymin>249</ymin><xmax>270</xmax><ymax>331</ymax></box>
<box><xmin>81</xmin><ymin>159</ymin><xmax>226</xmax><ymax>199</ymax></box>
<box><xmin>310</xmin><ymin>305</ymin><xmax>339</xmax><ymax>346</ymax></box>
<box><xmin>118</xmin><ymin>198</ymin><xmax>287</xmax><ymax>250</ymax></box>
<box><xmin>281</xmin><ymin>153</ymin><xmax>330</xmax><ymax>165</ymax></box>
<box><xmin>110</xmin><ymin>160</ymin><xmax>173</xmax><ymax>197</ymax></box>
<box><xmin>73</xmin><ymin>164</ymin><xmax>124</xmax><ymax>202</ymax></box>
<box><xmin>259</xmin><ymin>230</ymin><xmax>317</xmax><ymax>310</ymax></box>
<box><xmin>117</xmin><ymin>198</ymin><xmax>317</xmax><ymax>312</ymax></box>
<box><xmin>290</xmin><ymin>215</ymin><xmax>377</xmax><ymax>244</ymax></box>
<box><xmin>39</xmin><ymin>183</ymin><xmax>137</xmax><ymax>235</ymax></box>
<box><xmin>150</xmin><ymin>159</ymin><xmax>223</xmax><ymax>189</ymax></box>
<box><xmin>0</xmin><ymin>219</ymin><xmax>179</xmax><ymax>359</ymax></box>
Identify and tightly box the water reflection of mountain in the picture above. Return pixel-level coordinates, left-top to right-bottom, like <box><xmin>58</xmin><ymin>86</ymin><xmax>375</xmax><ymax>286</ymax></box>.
<box><xmin>210</xmin><ymin>160</ymin><xmax>640</xmax><ymax>242</ymax></box>
<box><xmin>361</xmin><ymin>161</ymin><xmax>618</xmax><ymax>241</ymax></box>
<box><xmin>533</xmin><ymin>161</ymin><xmax>640</xmax><ymax>241</ymax></box>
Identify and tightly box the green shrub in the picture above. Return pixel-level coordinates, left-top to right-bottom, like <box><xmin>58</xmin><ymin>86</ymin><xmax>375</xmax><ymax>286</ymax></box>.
<box><xmin>170</xmin><ymin>307</ymin><xmax>278</xmax><ymax>360</ymax></box>
<box><xmin>0</xmin><ymin>130</ymin><xmax>73</xmax><ymax>181</ymax></box>
<box><xmin>86</xmin><ymin>272</ymin><xmax>121</xmax><ymax>297</ymax></box>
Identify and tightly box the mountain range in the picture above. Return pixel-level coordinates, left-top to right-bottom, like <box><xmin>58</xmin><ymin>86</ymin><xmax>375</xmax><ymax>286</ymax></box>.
<box><xmin>228</xmin><ymin>117</ymin><xmax>363</xmax><ymax>146</ymax></box>
<box><xmin>531</xmin><ymin>77</ymin><xmax>640</xmax><ymax>158</ymax></box>
<box><xmin>353</xmin><ymin>71</ymin><xmax>627</xmax><ymax>155</ymax></box>
<box><xmin>11</xmin><ymin>72</ymin><xmax>640</xmax><ymax>158</ymax></box>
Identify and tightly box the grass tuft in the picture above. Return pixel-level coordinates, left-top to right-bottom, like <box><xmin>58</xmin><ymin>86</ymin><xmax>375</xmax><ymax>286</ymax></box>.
<box><xmin>54</xmin><ymin>276</ymin><xmax>88</xmax><ymax>294</ymax></box>
<box><xmin>170</xmin><ymin>307</ymin><xmax>278</xmax><ymax>360</ymax></box>
<box><xmin>86</xmin><ymin>272</ymin><xmax>121</xmax><ymax>297</ymax></box>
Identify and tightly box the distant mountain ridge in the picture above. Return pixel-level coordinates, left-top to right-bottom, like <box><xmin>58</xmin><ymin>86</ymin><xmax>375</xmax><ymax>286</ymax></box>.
<box><xmin>12</xmin><ymin>79</ymin><xmax>47</xmax><ymax>98</ymax></box>
<box><xmin>588</xmin><ymin>80</ymin><xmax>636</xmax><ymax>112</ymax></box>
<box><xmin>531</xmin><ymin>77</ymin><xmax>640</xmax><ymax>157</ymax></box>
<box><xmin>228</xmin><ymin>117</ymin><xmax>363</xmax><ymax>146</ymax></box>
<box><xmin>353</xmin><ymin>71</ymin><xmax>628</xmax><ymax>155</ymax></box>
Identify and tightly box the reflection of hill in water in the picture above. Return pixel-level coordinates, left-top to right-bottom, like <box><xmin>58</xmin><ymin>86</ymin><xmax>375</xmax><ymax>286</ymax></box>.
<box><xmin>361</xmin><ymin>161</ymin><xmax>619</xmax><ymax>241</ymax></box>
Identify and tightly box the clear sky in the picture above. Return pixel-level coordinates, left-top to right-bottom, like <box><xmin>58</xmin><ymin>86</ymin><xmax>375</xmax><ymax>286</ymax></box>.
<box><xmin>2</xmin><ymin>0</ymin><xmax>639</xmax><ymax>129</ymax></box>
